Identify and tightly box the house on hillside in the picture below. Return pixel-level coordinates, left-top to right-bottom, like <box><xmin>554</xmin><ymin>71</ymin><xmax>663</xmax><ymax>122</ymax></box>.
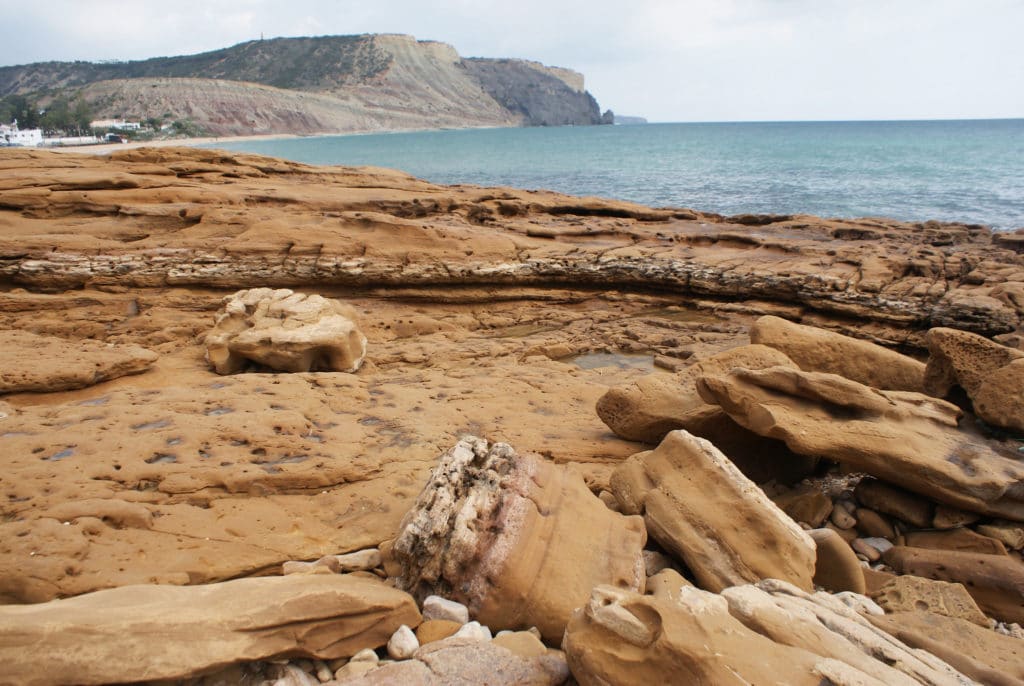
<box><xmin>1</xmin><ymin>121</ymin><xmax>44</xmax><ymax>146</ymax></box>
<box><xmin>90</xmin><ymin>119</ymin><xmax>142</xmax><ymax>131</ymax></box>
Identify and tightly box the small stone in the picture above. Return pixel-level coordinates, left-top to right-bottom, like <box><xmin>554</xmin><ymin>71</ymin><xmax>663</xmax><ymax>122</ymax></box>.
<box><xmin>492</xmin><ymin>630</ymin><xmax>547</xmax><ymax>658</ymax></box>
<box><xmin>851</xmin><ymin>539</ymin><xmax>881</xmax><ymax>562</ymax></box>
<box><xmin>453</xmin><ymin>620</ymin><xmax>492</xmax><ymax>642</ymax></box>
<box><xmin>273</xmin><ymin>664</ymin><xmax>318</xmax><ymax>686</ymax></box>
<box><xmin>332</xmin><ymin>548</ymin><xmax>383</xmax><ymax>572</ymax></box>
<box><xmin>282</xmin><ymin>557</ymin><xmax>340</xmax><ymax>575</ymax></box>
<box><xmin>598</xmin><ymin>490</ymin><xmax>621</xmax><ymax>512</ymax></box>
<box><xmin>772</xmin><ymin>484</ymin><xmax>834</xmax><ymax>528</ymax></box>
<box><xmin>387</xmin><ymin>624</ymin><xmax>419</xmax><ymax>660</ymax></box>
<box><xmin>807</xmin><ymin>528</ymin><xmax>865</xmax><ymax>594</ymax></box>
<box><xmin>312</xmin><ymin>659</ymin><xmax>332</xmax><ymax>683</ymax></box>
<box><xmin>642</xmin><ymin>550</ymin><xmax>673</xmax><ymax>576</ymax></box>
<box><xmin>333</xmin><ymin>661</ymin><xmax>376</xmax><ymax>681</ymax></box>
<box><xmin>415</xmin><ymin>619</ymin><xmax>463</xmax><ymax>645</ymax></box>
<box><xmin>349</xmin><ymin>648</ymin><xmax>380</xmax><ymax>665</ymax></box>
<box><xmin>854</xmin><ymin>508</ymin><xmax>895</xmax><ymax>540</ymax></box>
<box><xmin>422</xmin><ymin>595</ymin><xmax>470</xmax><ymax>624</ymax></box>
<box><xmin>829</xmin><ymin>507</ymin><xmax>856</xmax><ymax>530</ymax></box>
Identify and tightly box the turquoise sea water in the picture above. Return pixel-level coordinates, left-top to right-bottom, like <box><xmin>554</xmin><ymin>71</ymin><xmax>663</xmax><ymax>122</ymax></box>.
<box><xmin>203</xmin><ymin>119</ymin><xmax>1024</xmax><ymax>230</ymax></box>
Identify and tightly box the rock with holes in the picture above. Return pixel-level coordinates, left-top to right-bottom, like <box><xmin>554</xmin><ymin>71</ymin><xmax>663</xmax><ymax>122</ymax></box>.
<box><xmin>697</xmin><ymin>365</ymin><xmax>1024</xmax><ymax>520</ymax></box>
<box><xmin>870</xmin><ymin>575</ymin><xmax>989</xmax><ymax>627</ymax></box>
<box><xmin>388</xmin><ymin>436</ymin><xmax>646</xmax><ymax>643</ymax></box>
<box><xmin>610</xmin><ymin>429</ymin><xmax>816</xmax><ymax>592</ymax></box>
<box><xmin>205</xmin><ymin>288</ymin><xmax>367</xmax><ymax>374</ymax></box>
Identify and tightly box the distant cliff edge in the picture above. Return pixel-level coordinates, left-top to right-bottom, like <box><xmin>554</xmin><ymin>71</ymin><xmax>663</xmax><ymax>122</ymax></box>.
<box><xmin>0</xmin><ymin>34</ymin><xmax>607</xmax><ymax>136</ymax></box>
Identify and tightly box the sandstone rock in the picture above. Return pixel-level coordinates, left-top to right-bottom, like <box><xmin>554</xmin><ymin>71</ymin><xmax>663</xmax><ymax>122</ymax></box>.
<box><xmin>0</xmin><ymin>574</ymin><xmax>420</xmax><ymax>686</ymax></box>
<box><xmin>904</xmin><ymin>528</ymin><xmax>1008</xmax><ymax>556</ymax></box>
<box><xmin>389</xmin><ymin>436</ymin><xmax>646</xmax><ymax>643</ymax></box>
<box><xmin>697</xmin><ymin>366</ymin><xmax>1024</xmax><ymax>520</ymax></box>
<box><xmin>492</xmin><ymin>631</ymin><xmax>547</xmax><ymax>658</ymax></box>
<box><xmin>883</xmin><ymin>546</ymin><xmax>1024</xmax><ymax>623</ymax></box>
<box><xmin>421</xmin><ymin>595</ymin><xmax>470</xmax><ymax>624</ymax></box>
<box><xmin>924</xmin><ymin>327</ymin><xmax>1024</xmax><ymax>432</ymax></box>
<box><xmin>773</xmin><ymin>483</ymin><xmax>834</xmax><ymax>527</ymax></box>
<box><xmin>205</xmin><ymin>288</ymin><xmax>367</xmax><ymax>374</ymax></box>
<box><xmin>870</xmin><ymin>612</ymin><xmax>1024</xmax><ymax>686</ymax></box>
<box><xmin>415</xmin><ymin>619</ymin><xmax>462</xmax><ymax>645</ymax></box>
<box><xmin>870</xmin><ymin>575</ymin><xmax>989</xmax><ymax>626</ymax></box>
<box><xmin>855</xmin><ymin>479</ymin><xmax>934</xmax><ymax>529</ymax></box>
<box><xmin>332</xmin><ymin>548</ymin><xmax>383</xmax><ymax>572</ymax></box>
<box><xmin>643</xmin><ymin>568</ymin><xmax>693</xmax><ymax>601</ymax></box>
<box><xmin>932</xmin><ymin>505</ymin><xmax>980</xmax><ymax>530</ymax></box>
<box><xmin>855</xmin><ymin>508</ymin><xmax>896</xmax><ymax>539</ymax></box>
<box><xmin>611</xmin><ymin>429</ymin><xmax>816</xmax><ymax>592</ymax></box>
<box><xmin>563</xmin><ymin>582</ymin><xmax>969</xmax><ymax>686</ymax></box>
<box><xmin>808</xmin><ymin>528</ymin><xmax>866</xmax><ymax>594</ymax></box>
<box><xmin>334</xmin><ymin>636</ymin><xmax>569</xmax><ymax>685</ymax></box>
<box><xmin>0</xmin><ymin>329</ymin><xmax>157</xmax><ymax>394</ymax></box>
<box><xmin>830</xmin><ymin>507</ymin><xmax>857</xmax><ymax>530</ymax></box>
<box><xmin>387</xmin><ymin>624</ymin><xmax>420</xmax><ymax>659</ymax></box>
<box><xmin>749</xmin><ymin>315</ymin><xmax>927</xmax><ymax>391</ymax></box>
<box><xmin>851</xmin><ymin>538</ymin><xmax>883</xmax><ymax>562</ymax></box>
<box><xmin>977</xmin><ymin>520</ymin><xmax>1024</xmax><ymax>550</ymax></box>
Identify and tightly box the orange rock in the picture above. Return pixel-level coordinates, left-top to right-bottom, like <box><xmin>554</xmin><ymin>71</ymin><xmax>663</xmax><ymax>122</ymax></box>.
<box><xmin>415</xmin><ymin>619</ymin><xmax>462</xmax><ymax>645</ymax></box>
<box><xmin>871</xmin><ymin>575</ymin><xmax>990</xmax><ymax>626</ymax></box>
<box><xmin>904</xmin><ymin>528</ymin><xmax>1008</xmax><ymax>556</ymax></box>
<box><xmin>854</xmin><ymin>479</ymin><xmax>933</xmax><ymax>529</ymax></box>
<box><xmin>807</xmin><ymin>528</ymin><xmax>865</xmax><ymax>594</ymax></box>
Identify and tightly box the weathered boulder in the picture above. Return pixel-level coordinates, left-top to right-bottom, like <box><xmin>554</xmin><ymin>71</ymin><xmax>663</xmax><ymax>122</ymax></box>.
<box><xmin>870</xmin><ymin>612</ymin><xmax>1024</xmax><ymax>686</ymax></box>
<box><xmin>610</xmin><ymin>429</ymin><xmax>816</xmax><ymax>592</ymax></box>
<box><xmin>807</xmin><ymin>528</ymin><xmax>866</xmax><ymax>594</ymax></box>
<box><xmin>854</xmin><ymin>479</ymin><xmax>933</xmax><ymax>529</ymax></box>
<box><xmin>0</xmin><ymin>329</ymin><xmax>157</xmax><ymax>394</ymax></box>
<box><xmin>883</xmin><ymin>546</ymin><xmax>1024</xmax><ymax>624</ymax></box>
<box><xmin>924</xmin><ymin>327</ymin><xmax>1024</xmax><ymax>432</ymax></box>
<box><xmin>389</xmin><ymin>436</ymin><xmax>646</xmax><ymax>643</ymax></box>
<box><xmin>563</xmin><ymin>581</ymin><xmax>970</xmax><ymax>686</ymax></box>
<box><xmin>333</xmin><ymin>636</ymin><xmax>570</xmax><ymax>685</ymax></box>
<box><xmin>205</xmin><ymin>288</ymin><xmax>367</xmax><ymax>374</ymax></box>
<box><xmin>697</xmin><ymin>366</ymin><xmax>1024</xmax><ymax>520</ymax></box>
<box><xmin>870</xmin><ymin>575</ymin><xmax>989</xmax><ymax>627</ymax></box>
<box><xmin>0</xmin><ymin>574</ymin><xmax>421</xmax><ymax>686</ymax></box>
<box><xmin>750</xmin><ymin>315</ymin><xmax>927</xmax><ymax>391</ymax></box>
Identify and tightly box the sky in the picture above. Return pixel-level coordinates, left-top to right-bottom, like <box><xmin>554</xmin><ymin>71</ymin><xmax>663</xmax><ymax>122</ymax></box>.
<box><xmin>0</xmin><ymin>0</ymin><xmax>1021</xmax><ymax>122</ymax></box>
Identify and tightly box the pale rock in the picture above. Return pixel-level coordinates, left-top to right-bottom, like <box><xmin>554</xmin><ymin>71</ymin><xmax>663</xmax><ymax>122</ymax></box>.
<box><xmin>453</xmin><ymin>620</ymin><xmax>492</xmax><ymax>642</ymax></box>
<box><xmin>976</xmin><ymin>521</ymin><xmax>1024</xmax><ymax>550</ymax></box>
<box><xmin>642</xmin><ymin>549</ymin><xmax>674</xmax><ymax>576</ymax></box>
<box><xmin>283</xmin><ymin>557</ymin><xmax>341</xmax><ymax>575</ymax></box>
<box><xmin>387</xmin><ymin>624</ymin><xmax>420</xmax><ymax>660</ymax></box>
<box><xmin>333</xmin><ymin>548</ymin><xmax>383</xmax><ymax>572</ymax></box>
<box><xmin>421</xmin><ymin>595</ymin><xmax>470</xmax><ymax>624</ymax></box>
<box><xmin>492</xmin><ymin>631</ymin><xmax>547</xmax><ymax>658</ymax></box>
<box><xmin>749</xmin><ymin>315</ymin><xmax>927</xmax><ymax>391</ymax></box>
<box><xmin>274</xmin><ymin>664</ymin><xmax>318</xmax><ymax>686</ymax></box>
<box><xmin>390</xmin><ymin>437</ymin><xmax>646</xmax><ymax>643</ymax></box>
<box><xmin>852</xmin><ymin>538</ymin><xmax>882</xmax><ymax>562</ymax></box>
<box><xmin>611</xmin><ymin>429</ymin><xmax>816</xmax><ymax>592</ymax></box>
<box><xmin>870</xmin><ymin>576</ymin><xmax>989</xmax><ymax>627</ymax></box>
<box><xmin>832</xmin><ymin>591</ymin><xmax>885</xmax><ymax>616</ymax></box>
<box><xmin>333</xmin><ymin>661</ymin><xmax>377</xmax><ymax>681</ymax></box>
<box><xmin>697</xmin><ymin>366</ymin><xmax>1024</xmax><ymax>520</ymax></box>
<box><xmin>312</xmin><ymin>659</ymin><xmax>333</xmax><ymax>683</ymax></box>
<box><xmin>205</xmin><ymin>288</ymin><xmax>367</xmax><ymax>374</ymax></box>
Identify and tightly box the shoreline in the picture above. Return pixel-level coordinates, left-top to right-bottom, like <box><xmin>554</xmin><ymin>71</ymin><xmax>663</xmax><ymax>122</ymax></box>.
<box><xmin>42</xmin><ymin>132</ymin><xmax>307</xmax><ymax>155</ymax></box>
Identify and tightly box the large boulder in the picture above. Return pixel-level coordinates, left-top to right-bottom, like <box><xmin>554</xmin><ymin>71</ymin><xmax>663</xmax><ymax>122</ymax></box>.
<box><xmin>388</xmin><ymin>436</ymin><xmax>646</xmax><ymax>643</ymax></box>
<box><xmin>610</xmin><ymin>430</ymin><xmax>816</xmax><ymax>592</ymax></box>
<box><xmin>697</xmin><ymin>366</ymin><xmax>1024</xmax><ymax>520</ymax></box>
<box><xmin>205</xmin><ymin>288</ymin><xmax>367</xmax><ymax>374</ymax></box>
<box><xmin>924</xmin><ymin>327</ymin><xmax>1024</xmax><ymax>432</ymax></box>
<box><xmin>0</xmin><ymin>330</ymin><xmax>157</xmax><ymax>394</ymax></box>
<box><xmin>563</xmin><ymin>581</ymin><xmax>970</xmax><ymax>686</ymax></box>
<box><xmin>750</xmin><ymin>315</ymin><xmax>927</xmax><ymax>391</ymax></box>
<box><xmin>0</xmin><ymin>574</ymin><xmax>420</xmax><ymax>686</ymax></box>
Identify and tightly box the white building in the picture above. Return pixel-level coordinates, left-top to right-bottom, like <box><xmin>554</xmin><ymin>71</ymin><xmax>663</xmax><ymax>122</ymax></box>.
<box><xmin>1</xmin><ymin>121</ymin><xmax>44</xmax><ymax>146</ymax></box>
<box><xmin>90</xmin><ymin>118</ymin><xmax>142</xmax><ymax>131</ymax></box>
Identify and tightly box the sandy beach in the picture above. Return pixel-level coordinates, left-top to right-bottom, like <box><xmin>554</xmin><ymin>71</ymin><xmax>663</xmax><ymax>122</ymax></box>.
<box><xmin>45</xmin><ymin>132</ymin><xmax>306</xmax><ymax>154</ymax></box>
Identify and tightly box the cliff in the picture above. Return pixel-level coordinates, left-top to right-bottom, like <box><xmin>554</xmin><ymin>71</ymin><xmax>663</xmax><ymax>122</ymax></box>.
<box><xmin>0</xmin><ymin>34</ymin><xmax>604</xmax><ymax>136</ymax></box>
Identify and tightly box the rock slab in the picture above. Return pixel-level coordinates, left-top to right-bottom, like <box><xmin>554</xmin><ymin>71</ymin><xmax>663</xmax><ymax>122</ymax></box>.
<box><xmin>0</xmin><ymin>574</ymin><xmax>421</xmax><ymax>686</ymax></box>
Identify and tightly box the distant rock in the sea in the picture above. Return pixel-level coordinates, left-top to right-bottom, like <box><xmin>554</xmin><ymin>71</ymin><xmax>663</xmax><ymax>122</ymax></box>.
<box><xmin>613</xmin><ymin>114</ymin><xmax>648</xmax><ymax>125</ymax></box>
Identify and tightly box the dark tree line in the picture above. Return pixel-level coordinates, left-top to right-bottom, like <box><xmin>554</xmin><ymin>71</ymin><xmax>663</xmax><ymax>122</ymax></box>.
<box><xmin>1</xmin><ymin>94</ymin><xmax>93</xmax><ymax>135</ymax></box>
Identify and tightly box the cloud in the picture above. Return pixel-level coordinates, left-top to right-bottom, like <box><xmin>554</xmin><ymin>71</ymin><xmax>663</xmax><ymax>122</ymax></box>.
<box><xmin>0</xmin><ymin>0</ymin><xmax>1021</xmax><ymax>120</ymax></box>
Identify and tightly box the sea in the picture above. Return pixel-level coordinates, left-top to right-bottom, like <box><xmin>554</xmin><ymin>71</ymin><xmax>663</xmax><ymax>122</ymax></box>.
<box><xmin>202</xmin><ymin>119</ymin><xmax>1024</xmax><ymax>231</ymax></box>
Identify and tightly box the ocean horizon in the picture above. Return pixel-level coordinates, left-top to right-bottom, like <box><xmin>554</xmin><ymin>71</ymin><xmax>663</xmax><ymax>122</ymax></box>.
<box><xmin>203</xmin><ymin>118</ymin><xmax>1024</xmax><ymax>231</ymax></box>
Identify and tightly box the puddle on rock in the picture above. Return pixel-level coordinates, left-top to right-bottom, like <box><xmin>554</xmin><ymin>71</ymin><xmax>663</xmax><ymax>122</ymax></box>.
<box><xmin>145</xmin><ymin>453</ymin><xmax>178</xmax><ymax>464</ymax></box>
<box><xmin>567</xmin><ymin>352</ymin><xmax>658</xmax><ymax>372</ymax></box>
<box><xmin>76</xmin><ymin>396</ymin><xmax>110</xmax><ymax>407</ymax></box>
<box><xmin>43</xmin><ymin>448</ymin><xmax>75</xmax><ymax>461</ymax></box>
<box><xmin>204</xmin><ymin>407</ymin><xmax>234</xmax><ymax>416</ymax></box>
<box><xmin>486</xmin><ymin>324</ymin><xmax>562</xmax><ymax>338</ymax></box>
<box><xmin>132</xmin><ymin>419</ymin><xmax>172</xmax><ymax>431</ymax></box>
<box><xmin>634</xmin><ymin>307</ymin><xmax>720</xmax><ymax>324</ymax></box>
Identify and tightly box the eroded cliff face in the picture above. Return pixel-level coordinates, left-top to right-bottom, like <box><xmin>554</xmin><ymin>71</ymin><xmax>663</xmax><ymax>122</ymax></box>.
<box><xmin>2</xmin><ymin>34</ymin><xmax>605</xmax><ymax>136</ymax></box>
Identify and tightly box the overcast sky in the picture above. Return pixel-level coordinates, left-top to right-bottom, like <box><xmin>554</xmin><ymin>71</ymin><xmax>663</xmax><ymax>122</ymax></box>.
<box><xmin>1</xmin><ymin>0</ymin><xmax>1021</xmax><ymax>121</ymax></box>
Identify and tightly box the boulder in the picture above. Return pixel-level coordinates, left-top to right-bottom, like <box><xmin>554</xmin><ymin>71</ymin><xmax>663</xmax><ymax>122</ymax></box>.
<box><xmin>870</xmin><ymin>612</ymin><xmax>1024</xmax><ymax>686</ymax></box>
<box><xmin>904</xmin><ymin>528</ymin><xmax>1008</xmax><ymax>556</ymax></box>
<box><xmin>854</xmin><ymin>479</ymin><xmax>933</xmax><ymax>529</ymax></box>
<box><xmin>563</xmin><ymin>582</ymin><xmax>970</xmax><ymax>686</ymax></box>
<box><xmin>870</xmin><ymin>575</ymin><xmax>989</xmax><ymax>626</ymax></box>
<box><xmin>924</xmin><ymin>327</ymin><xmax>1024</xmax><ymax>432</ymax></box>
<box><xmin>750</xmin><ymin>315</ymin><xmax>927</xmax><ymax>391</ymax></box>
<box><xmin>883</xmin><ymin>546</ymin><xmax>1024</xmax><ymax>623</ymax></box>
<box><xmin>334</xmin><ymin>636</ymin><xmax>569</xmax><ymax>685</ymax></box>
<box><xmin>773</xmin><ymin>484</ymin><xmax>834</xmax><ymax>527</ymax></box>
<box><xmin>807</xmin><ymin>528</ymin><xmax>866</xmax><ymax>594</ymax></box>
<box><xmin>0</xmin><ymin>574</ymin><xmax>420</xmax><ymax>686</ymax></box>
<box><xmin>0</xmin><ymin>330</ymin><xmax>157</xmax><ymax>394</ymax></box>
<box><xmin>205</xmin><ymin>288</ymin><xmax>367</xmax><ymax>374</ymax></box>
<box><xmin>697</xmin><ymin>366</ymin><xmax>1024</xmax><ymax>520</ymax></box>
<box><xmin>389</xmin><ymin>436</ymin><xmax>646</xmax><ymax>643</ymax></box>
<box><xmin>610</xmin><ymin>430</ymin><xmax>816</xmax><ymax>592</ymax></box>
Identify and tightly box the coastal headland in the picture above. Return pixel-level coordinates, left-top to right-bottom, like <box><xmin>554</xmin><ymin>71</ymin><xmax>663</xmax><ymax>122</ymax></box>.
<box><xmin>0</xmin><ymin>147</ymin><xmax>1022</xmax><ymax>684</ymax></box>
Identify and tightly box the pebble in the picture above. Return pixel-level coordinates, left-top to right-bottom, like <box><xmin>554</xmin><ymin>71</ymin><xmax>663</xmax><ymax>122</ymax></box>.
<box><xmin>830</xmin><ymin>507</ymin><xmax>857</xmax><ymax>530</ymax></box>
<box><xmin>851</xmin><ymin>539</ymin><xmax>881</xmax><ymax>562</ymax></box>
<box><xmin>312</xmin><ymin>659</ymin><xmax>332</xmax><ymax>683</ymax></box>
<box><xmin>492</xmin><ymin>630</ymin><xmax>547</xmax><ymax>658</ymax></box>
<box><xmin>332</xmin><ymin>548</ymin><xmax>383</xmax><ymax>572</ymax></box>
<box><xmin>333</xmin><ymin>661</ymin><xmax>376</xmax><ymax>681</ymax></box>
<box><xmin>387</xmin><ymin>624</ymin><xmax>419</xmax><ymax>660</ymax></box>
<box><xmin>453</xmin><ymin>620</ymin><xmax>492</xmax><ymax>642</ymax></box>
<box><xmin>272</xmin><ymin>664</ymin><xmax>318</xmax><ymax>686</ymax></box>
<box><xmin>422</xmin><ymin>595</ymin><xmax>470</xmax><ymax>624</ymax></box>
<box><xmin>643</xmin><ymin>550</ymin><xmax>673</xmax><ymax>576</ymax></box>
<box><xmin>415</xmin><ymin>619</ymin><xmax>463</xmax><ymax>644</ymax></box>
<box><xmin>598</xmin><ymin>490</ymin><xmax>621</xmax><ymax>512</ymax></box>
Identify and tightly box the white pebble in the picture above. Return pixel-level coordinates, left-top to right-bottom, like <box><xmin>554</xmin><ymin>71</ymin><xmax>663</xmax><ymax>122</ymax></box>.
<box><xmin>312</xmin><ymin>659</ymin><xmax>333</xmax><ymax>683</ymax></box>
<box><xmin>387</xmin><ymin>624</ymin><xmax>419</xmax><ymax>660</ymax></box>
<box><xmin>272</xmin><ymin>664</ymin><xmax>318</xmax><ymax>686</ymax></box>
<box><xmin>453</xmin><ymin>620</ymin><xmax>492</xmax><ymax>642</ymax></box>
<box><xmin>422</xmin><ymin>595</ymin><xmax>470</xmax><ymax>624</ymax></box>
<box><xmin>860</xmin><ymin>537</ymin><xmax>893</xmax><ymax>554</ymax></box>
<box><xmin>349</xmin><ymin>648</ymin><xmax>379</xmax><ymax>665</ymax></box>
<box><xmin>332</xmin><ymin>548</ymin><xmax>383</xmax><ymax>572</ymax></box>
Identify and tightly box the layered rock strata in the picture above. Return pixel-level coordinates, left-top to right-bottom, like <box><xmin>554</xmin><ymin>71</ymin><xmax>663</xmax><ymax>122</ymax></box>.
<box><xmin>389</xmin><ymin>436</ymin><xmax>647</xmax><ymax>643</ymax></box>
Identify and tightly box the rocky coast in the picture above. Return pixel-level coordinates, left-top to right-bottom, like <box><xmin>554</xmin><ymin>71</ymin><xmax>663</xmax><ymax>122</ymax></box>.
<box><xmin>0</xmin><ymin>147</ymin><xmax>1022</xmax><ymax>684</ymax></box>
